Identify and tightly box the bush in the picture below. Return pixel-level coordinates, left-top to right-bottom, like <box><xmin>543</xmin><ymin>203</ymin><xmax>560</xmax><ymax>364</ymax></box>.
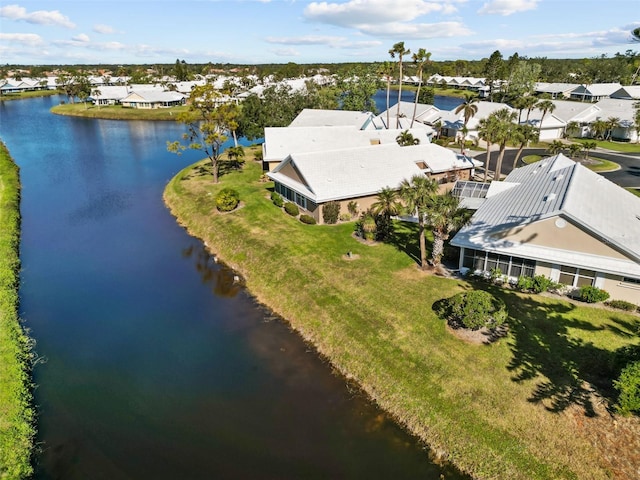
<box><xmin>284</xmin><ymin>201</ymin><xmax>299</xmax><ymax>216</ymax></box>
<box><xmin>439</xmin><ymin>290</ymin><xmax>508</xmax><ymax>331</ymax></box>
<box><xmin>347</xmin><ymin>200</ymin><xmax>358</xmax><ymax>218</ymax></box>
<box><xmin>339</xmin><ymin>213</ymin><xmax>352</xmax><ymax>222</ymax></box>
<box><xmin>579</xmin><ymin>285</ymin><xmax>610</xmax><ymax>303</ymax></box>
<box><xmin>605</xmin><ymin>299</ymin><xmax>638</xmax><ymax>312</ymax></box>
<box><xmin>355</xmin><ymin>210</ymin><xmax>377</xmax><ymax>241</ymax></box>
<box><xmin>299</xmin><ymin>214</ymin><xmax>316</xmax><ymax>225</ymax></box>
<box><xmin>517</xmin><ymin>275</ymin><xmax>558</xmax><ymax>293</ymax></box>
<box><xmin>614</xmin><ymin>361</ymin><xmax>640</xmax><ymax>416</ymax></box>
<box><xmin>322</xmin><ymin>201</ymin><xmax>340</xmax><ymax>224</ymax></box>
<box><xmin>270</xmin><ymin>191</ymin><xmax>283</xmax><ymax>207</ymax></box>
<box><xmin>215</xmin><ymin>188</ymin><xmax>240</xmax><ymax>212</ymax></box>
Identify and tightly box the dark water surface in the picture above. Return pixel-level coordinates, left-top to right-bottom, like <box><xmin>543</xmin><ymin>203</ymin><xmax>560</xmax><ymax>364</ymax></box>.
<box><xmin>373</xmin><ymin>89</ymin><xmax>464</xmax><ymax>113</ymax></box>
<box><xmin>0</xmin><ymin>96</ymin><xmax>468</xmax><ymax>479</ymax></box>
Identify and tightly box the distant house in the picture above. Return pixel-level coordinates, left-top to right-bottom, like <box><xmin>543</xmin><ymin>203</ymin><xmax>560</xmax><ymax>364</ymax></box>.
<box><xmin>439</xmin><ymin>101</ymin><xmax>514</xmax><ymax>141</ymax></box>
<box><xmin>119</xmin><ymin>90</ymin><xmax>186</xmax><ymax>109</ymax></box>
<box><xmin>451</xmin><ymin>154</ymin><xmax>640</xmax><ymax>306</ymax></box>
<box><xmin>267</xmin><ymin>142</ymin><xmax>482</xmax><ymax>224</ymax></box>
<box><xmin>534</xmin><ymin>82</ymin><xmax>579</xmax><ymax>99</ymax></box>
<box><xmin>89</xmin><ymin>86</ymin><xmax>131</xmax><ymax>106</ymax></box>
<box><xmin>288</xmin><ymin>108</ymin><xmax>377</xmax><ymax>129</ymax></box>
<box><xmin>610</xmin><ymin>86</ymin><xmax>640</xmax><ymax>100</ymax></box>
<box><xmin>569</xmin><ymin>83</ymin><xmax>622</xmax><ymax>102</ymax></box>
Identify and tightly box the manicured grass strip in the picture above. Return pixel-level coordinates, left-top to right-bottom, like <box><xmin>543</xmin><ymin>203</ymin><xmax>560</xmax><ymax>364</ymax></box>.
<box><xmin>584</xmin><ymin>157</ymin><xmax>620</xmax><ymax>172</ymax></box>
<box><xmin>164</xmin><ymin>153</ymin><xmax>639</xmax><ymax>480</ymax></box>
<box><xmin>0</xmin><ymin>142</ymin><xmax>35</xmax><ymax>479</ymax></box>
<box><xmin>580</xmin><ymin>140</ymin><xmax>640</xmax><ymax>154</ymax></box>
<box><xmin>50</xmin><ymin>103</ymin><xmax>188</xmax><ymax>121</ymax></box>
<box><xmin>627</xmin><ymin>188</ymin><xmax>640</xmax><ymax>197</ymax></box>
<box><xmin>522</xmin><ymin>154</ymin><xmax>542</xmax><ymax>164</ymax></box>
<box><xmin>0</xmin><ymin>90</ymin><xmax>59</xmax><ymax>101</ymax></box>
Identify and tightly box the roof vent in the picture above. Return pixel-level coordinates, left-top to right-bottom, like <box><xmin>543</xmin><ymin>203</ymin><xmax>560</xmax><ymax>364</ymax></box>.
<box><xmin>544</xmin><ymin>193</ymin><xmax>557</xmax><ymax>202</ymax></box>
<box><xmin>554</xmin><ymin>174</ymin><xmax>564</xmax><ymax>181</ymax></box>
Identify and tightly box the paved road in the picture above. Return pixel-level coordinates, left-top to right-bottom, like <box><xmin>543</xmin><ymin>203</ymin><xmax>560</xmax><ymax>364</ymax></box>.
<box><xmin>473</xmin><ymin>148</ymin><xmax>640</xmax><ymax>188</ymax></box>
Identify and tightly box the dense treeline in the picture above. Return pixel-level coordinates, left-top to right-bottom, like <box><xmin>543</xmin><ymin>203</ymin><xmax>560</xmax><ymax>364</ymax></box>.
<box><xmin>3</xmin><ymin>48</ymin><xmax>639</xmax><ymax>84</ymax></box>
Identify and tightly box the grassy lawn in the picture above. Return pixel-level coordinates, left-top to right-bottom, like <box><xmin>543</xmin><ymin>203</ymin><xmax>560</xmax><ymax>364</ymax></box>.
<box><xmin>164</xmin><ymin>149</ymin><xmax>640</xmax><ymax>480</ymax></box>
<box><xmin>50</xmin><ymin>102</ymin><xmax>188</xmax><ymax>121</ymax></box>
<box><xmin>522</xmin><ymin>153</ymin><xmax>619</xmax><ymax>172</ymax></box>
<box><xmin>0</xmin><ymin>142</ymin><xmax>35</xmax><ymax>479</ymax></box>
<box><xmin>0</xmin><ymin>90</ymin><xmax>59</xmax><ymax>101</ymax></box>
<box><xmin>575</xmin><ymin>139</ymin><xmax>640</xmax><ymax>154</ymax></box>
<box><xmin>627</xmin><ymin>188</ymin><xmax>640</xmax><ymax>197</ymax></box>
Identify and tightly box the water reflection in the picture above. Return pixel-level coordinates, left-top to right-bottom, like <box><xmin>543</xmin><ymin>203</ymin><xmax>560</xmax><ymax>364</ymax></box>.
<box><xmin>182</xmin><ymin>243</ymin><xmax>242</xmax><ymax>298</ymax></box>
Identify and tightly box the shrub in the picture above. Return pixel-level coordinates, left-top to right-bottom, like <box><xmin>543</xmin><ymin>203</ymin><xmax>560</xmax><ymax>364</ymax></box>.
<box><xmin>614</xmin><ymin>361</ymin><xmax>640</xmax><ymax>416</ymax></box>
<box><xmin>254</xmin><ymin>149</ymin><xmax>263</xmax><ymax>161</ymax></box>
<box><xmin>440</xmin><ymin>290</ymin><xmax>508</xmax><ymax>331</ymax></box>
<box><xmin>299</xmin><ymin>214</ymin><xmax>316</xmax><ymax>225</ymax></box>
<box><xmin>579</xmin><ymin>285</ymin><xmax>610</xmax><ymax>303</ymax></box>
<box><xmin>215</xmin><ymin>188</ymin><xmax>240</xmax><ymax>212</ymax></box>
<box><xmin>517</xmin><ymin>275</ymin><xmax>558</xmax><ymax>293</ymax></box>
<box><xmin>284</xmin><ymin>201</ymin><xmax>299</xmax><ymax>216</ymax></box>
<box><xmin>339</xmin><ymin>213</ymin><xmax>352</xmax><ymax>222</ymax></box>
<box><xmin>605</xmin><ymin>299</ymin><xmax>638</xmax><ymax>312</ymax></box>
<box><xmin>355</xmin><ymin>210</ymin><xmax>377</xmax><ymax>240</ymax></box>
<box><xmin>322</xmin><ymin>201</ymin><xmax>340</xmax><ymax>224</ymax></box>
<box><xmin>347</xmin><ymin>200</ymin><xmax>359</xmax><ymax>218</ymax></box>
<box><xmin>271</xmin><ymin>191</ymin><xmax>283</xmax><ymax>207</ymax></box>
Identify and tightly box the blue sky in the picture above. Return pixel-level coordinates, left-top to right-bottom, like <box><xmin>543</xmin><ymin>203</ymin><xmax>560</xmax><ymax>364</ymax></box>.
<box><xmin>1</xmin><ymin>0</ymin><xmax>639</xmax><ymax>65</ymax></box>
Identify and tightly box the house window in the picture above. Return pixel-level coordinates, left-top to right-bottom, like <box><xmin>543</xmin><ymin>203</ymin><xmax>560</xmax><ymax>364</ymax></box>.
<box><xmin>462</xmin><ymin>249</ymin><xmax>534</xmax><ymax>278</ymax></box>
<box><xmin>621</xmin><ymin>277</ymin><xmax>640</xmax><ymax>286</ymax></box>
<box><xmin>558</xmin><ymin>266</ymin><xmax>595</xmax><ymax>287</ymax></box>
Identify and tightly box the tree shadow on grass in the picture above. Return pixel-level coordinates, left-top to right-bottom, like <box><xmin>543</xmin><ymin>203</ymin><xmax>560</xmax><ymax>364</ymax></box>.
<box><xmin>475</xmin><ymin>282</ymin><xmax>639</xmax><ymax>417</ymax></box>
<box><xmin>389</xmin><ymin>220</ymin><xmax>432</xmax><ymax>267</ymax></box>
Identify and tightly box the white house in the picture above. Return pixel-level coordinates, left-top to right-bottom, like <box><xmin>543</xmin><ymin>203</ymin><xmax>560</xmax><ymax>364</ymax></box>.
<box><xmin>451</xmin><ymin>154</ymin><xmax>640</xmax><ymax>305</ymax></box>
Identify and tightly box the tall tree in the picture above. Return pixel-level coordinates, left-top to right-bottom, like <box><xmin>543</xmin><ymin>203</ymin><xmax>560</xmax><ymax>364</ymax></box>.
<box><xmin>399</xmin><ymin>175</ymin><xmax>439</xmax><ymax>270</ymax></box>
<box><xmin>338</xmin><ymin>65</ymin><xmax>381</xmax><ymax>113</ymax></box>
<box><xmin>454</xmin><ymin>95</ymin><xmax>478</xmax><ymax>151</ymax></box>
<box><xmin>167</xmin><ymin>83</ymin><xmax>232</xmax><ymax>183</ymax></box>
<box><xmin>424</xmin><ymin>192</ymin><xmax>470</xmax><ymax>267</ymax></box>
<box><xmin>605</xmin><ymin>116</ymin><xmax>620</xmax><ymax>140</ymax></box>
<box><xmin>389</xmin><ymin>41</ymin><xmax>411</xmax><ymax>128</ymax></box>
<box><xmin>483</xmin><ymin>50</ymin><xmax>504</xmax><ymax>102</ymax></box>
<box><xmin>490</xmin><ymin>108</ymin><xmax>518</xmax><ymax>180</ymax></box>
<box><xmin>411</xmin><ymin>48</ymin><xmax>431</xmax><ymax>127</ymax></box>
<box><xmin>511</xmin><ymin>124</ymin><xmax>539</xmax><ymax>169</ymax></box>
<box><xmin>478</xmin><ymin>116</ymin><xmax>498</xmax><ymax>182</ymax></box>
<box><xmin>371</xmin><ymin>187</ymin><xmax>402</xmax><ymax>241</ymax></box>
<box><xmin>379</xmin><ymin>61</ymin><xmax>395</xmax><ymax>129</ymax></box>
<box><xmin>536</xmin><ymin>99</ymin><xmax>556</xmax><ymax>133</ymax></box>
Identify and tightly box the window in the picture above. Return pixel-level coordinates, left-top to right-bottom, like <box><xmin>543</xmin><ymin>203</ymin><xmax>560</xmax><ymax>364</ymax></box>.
<box><xmin>621</xmin><ymin>277</ymin><xmax>640</xmax><ymax>286</ymax></box>
<box><xmin>462</xmin><ymin>249</ymin><xmax>535</xmax><ymax>278</ymax></box>
<box><xmin>559</xmin><ymin>266</ymin><xmax>577</xmax><ymax>286</ymax></box>
<box><xmin>558</xmin><ymin>266</ymin><xmax>595</xmax><ymax>287</ymax></box>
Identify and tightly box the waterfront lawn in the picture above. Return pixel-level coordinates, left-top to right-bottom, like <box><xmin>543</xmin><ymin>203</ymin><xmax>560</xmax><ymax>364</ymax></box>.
<box><xmin>164</xmin><ymin>152</ymin><xmax>640</xmax><ymax>480</ymax></box>
<box><xmin>0</xmin><ymin>90</ymin><xmax>59</xmax><ymax>101</ymax></box>
<box><xmin>0</xmin><ymin>142</ymin><xmax>35</xmax><ymax>480</ymax></box>
<box><xmin>50</xmin><ymin>102</ymin><xmax>188</xmax><ymax>120</ymax></box>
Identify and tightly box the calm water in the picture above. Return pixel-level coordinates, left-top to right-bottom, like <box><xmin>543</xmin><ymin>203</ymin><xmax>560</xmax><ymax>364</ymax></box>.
<box><xmin>0</xmin><ymin>96</ymin><xmax>468</xmax><ymax>479</ymax></box>
<box><xmin>373</xmin><ymin>89</ymin><xmax>463</xmax><ymax>113</ymax></box>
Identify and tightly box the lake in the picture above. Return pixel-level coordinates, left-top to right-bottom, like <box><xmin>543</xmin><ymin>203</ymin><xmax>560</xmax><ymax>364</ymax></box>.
<box><xmin>0</xmin><ymin>96</ymin><xmax>468</xmax><ymax>479</ymax></box>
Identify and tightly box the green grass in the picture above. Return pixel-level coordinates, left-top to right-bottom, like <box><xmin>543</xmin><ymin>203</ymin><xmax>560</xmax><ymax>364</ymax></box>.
<box><xmin>522</xmin><ymin>155</ymin><xmax>542</xmax><ymax>164</ymax></box>
<box><xmin>0</xmin><ymin>142</ymin><xmax>35</xmax><ymax>479</ymax></box>
<box><xmin>50</xmin><ymin>102</ymin><xmax>188</xmax><ymax>120</ymax></box>
<box><xmin>164</xmin><ymin>153</ymin><xmax>640</xmax><ymax>480</ymax></box>
<box><xmin>627</xmin><ymin>188</ymin><xmax>640</xmax><ymax>197</ymax></box>
<box><xmin>575</xmin><ymin>139</ymin><xmax>640</xmax><ymax>154</ymax></box>
<box><xmin>523</xmin><ymin>153</ymin><xmax>619</xmax><ymax>172</ymax></box>
<box><xmin>0</xmin><ymin>90</ymin><xmax>59</xmax><ymax>101</ymax></box>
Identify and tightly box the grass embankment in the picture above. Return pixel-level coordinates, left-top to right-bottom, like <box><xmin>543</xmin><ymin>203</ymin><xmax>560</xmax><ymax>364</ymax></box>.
<box><xmin>0</xmin><ymin>90</ymin><xmax>59</xmax><ymax>101</ymax></box>
<box><xmin>164</xmin><ymin>151</ymin><xmax>640</xmax><ymax>480</ymax></box>
<box><xmin>50</xmin><ymin>102</ymin><xmax>188</xmax><ymax>120</ymax></box>
<box><xmin>0</xmin><ymin>142</ymin><xmax>35</xmax><ymax>479</ymax></box>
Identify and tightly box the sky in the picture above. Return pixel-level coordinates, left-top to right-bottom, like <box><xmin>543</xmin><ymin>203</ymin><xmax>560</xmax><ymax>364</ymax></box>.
<box><xmin>0</xmin><ymin>0</ymin><xmax>639</xmax><ymax>65</ymax></box>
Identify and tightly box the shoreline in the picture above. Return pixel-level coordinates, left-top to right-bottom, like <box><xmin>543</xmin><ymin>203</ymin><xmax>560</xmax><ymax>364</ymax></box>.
<box><xmin>162</xmin><ymin>156</ymin><xmax>640</xmax><ymax>480</ymax></box>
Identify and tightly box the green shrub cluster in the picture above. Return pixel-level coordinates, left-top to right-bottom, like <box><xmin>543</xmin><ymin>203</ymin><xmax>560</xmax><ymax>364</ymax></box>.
<box><xmin>614</xmin><ymin>361</ymin><xmax>640</xmax><ymax>416</ymax></box>
<box><xmin>516</xmin><ymin>275</ymin><xmax>559</xmax><ymax>293</ymax></box>
<box><xmin>215</xmin><ymin>188</ymin><xmax>240</xmax><ymax>212</ymax></box>
<box><xmin>578</xmin><ymin>285</ymin><xmax>610</xmax><ymax>303</ymax></box>
<box><xmin>284</xmin><ymin>201</ymin><xmax>299</xmax><ymax>216</ymax></box>
<box><xmin>355</xmin><ymin>210</ymin><xmax>377</xmax><ymax>241</ymax></box>
<box><xmin>299</xmin><ymin>214</ymin><xmax>316</xmax><ymax>225</ymax></box>
<box><xmin>270</xmin><ymin>191</ymin><xmax>283</xmax><ymax>207</ymax></box>
<box><xmin>605</xmin><ymin>299</ymin><xmax>638</xmax><ymax>312</ymax></box>
<box><xmin>322</xmin><ymin>201</ymin><xmax>340</xmax><ymax>224</ymax></box>
<box><xmin>438</xmin><ymin>290</ymin><xmax>508</xmax><ymax>331</ymax></box>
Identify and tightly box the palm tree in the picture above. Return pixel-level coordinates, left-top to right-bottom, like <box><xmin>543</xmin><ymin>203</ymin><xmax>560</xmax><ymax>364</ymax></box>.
<box><xmin>511</xmin><ymin>124</ymin><xmax>539</xmax><ymax>169</ymax></box>
<box><xmin>522</xmin><ymin>95</ymin><xmax>539</xmax><ymax>123</ymax></box>
<box><xmin>565</xmin><ymin>121</ymin><xmax>580</xmax><ymax>139</ymax></box>
<box><xmin>454</xmin><ymin>95</ymin><xmax>479</xmax><ymax>151</ymax></box>
<box><xmin>581</xmin><ymin>140</ymin><xmax>597</xmax><ymax>160</ymax></box>
<box><xmin>399</xmin><ymin>175</ymin><xmax>439</xmax><ymax>270</ymax></box>
<box><xmin>379</xmin><ymin>61</ymin><xmax>395</xmax><ymax>129</ymax></box>
<box><xmin>410</xmin><ymin>48</ymin><xmax>431</xmax><ymax>128</ymax></box>
<box><xmin>396</xmin><ymin>130</ymin><xmax>420</xmax><ymax>146</ymax></box>
<box><xmin>491</xmin><ymin>108</ymin><xmax>518</xmax><ymax>181</ymax></box>
<box><xmin>605</xmin><ymin>116</ymin><xmax>620</xmax><ymax>141</ymax></box>
<box><xmin>591</xmin><ymin>119</ymin><xmax>608</xmax><ymax>140</ymax></box>
<box><xmin>536</xmin><ymin>99</ymin><xmax>556</xmax><ymax>133</ymax></box>
<box><xmin>424</xmin><ymin>192</ymin><xmax>471</xmax><ymax>267</ymax></box>
<box><xmin>372</xmin><ymin>187</ymin><xmax>403</xmax><ymax>241</ymax></box>
<box><xmin>389</xmin><ymin>41</ymin><xmax>411</xmax><ymax>129</ymax></box>
<box><xmin>567</xmin><ymin>143</ymin><xmax>583</xmax><ymax>159</ymax></box>
<box><xmin>477</xmin><ymin>116</ymin><xmax>498</xmax><ymax>182</ymax></box>
<box><xmin>547</xmin><ymin>139</ymin><xmax>565</xmax><ymax>155</ymax></box>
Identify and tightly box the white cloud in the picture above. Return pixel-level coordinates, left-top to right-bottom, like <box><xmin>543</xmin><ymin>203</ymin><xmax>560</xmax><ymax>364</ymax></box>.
<box><xmin>0</xmin><ymin>4</ymin><xmax>75</xmax><ymax>28</ymax></box>
<box><xmin>0</xmin><ymin>32</ymin><xmax>43</xmax><ymax>46</ymax></box>
<box><xmin>72</xmin><ymin>33</ymin><xmax>90</xmax><ymax>43</ymax></box>
<box><xmin>478</xmin><ymin>0</ymin><xmax>538</xmax><ymax>16</ymax></box>
<box><xmin>360</xmin><ymin>21</ymin><xmax>472</xmax><ymax>39</ymax></box>
<box><xmin>265</xmin><ymin>35</ymin><xmax>347</xmax><ymax>46</ymax></box>
<box><xmin>271</xmin><ymin>47</ymin><xmax>300</xmax><ymax>57</ymax></box>
<box><xmin>93</xmin><ymin>24</ymin><xmax>116</xmax><ymax>34</ymax></box>
<box><xmin>304</xmin><ymin>0</ymin><xmax>463</xmax><ymax>27</ymax></box>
